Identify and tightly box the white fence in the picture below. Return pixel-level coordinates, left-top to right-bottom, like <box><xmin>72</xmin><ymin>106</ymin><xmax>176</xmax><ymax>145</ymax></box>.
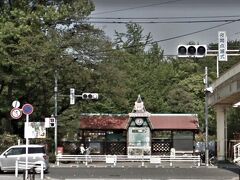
<box><xmin>56</xmin><ymin>154</ymin><xmax>201</xmax><ymax>167</ymax></box>
<box><xmin>15</xmin><ymin>160</ymin><xmax>44</xmax><ymax>180</ymax></box>
<box><xmin>233</xmin><ymin>143</ymin><xmax>240</xmax><ymax>164</ymax></box>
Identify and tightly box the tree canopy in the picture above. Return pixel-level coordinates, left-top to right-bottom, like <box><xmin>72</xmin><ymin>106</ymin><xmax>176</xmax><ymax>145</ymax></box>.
<box><xmin>0</xmin><ymin>1</ymin><xmax>239</xmax><ymax>143</ymax></box>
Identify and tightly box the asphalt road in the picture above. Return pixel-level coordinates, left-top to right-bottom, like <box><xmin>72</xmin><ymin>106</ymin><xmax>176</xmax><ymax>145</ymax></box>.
<box><xmin>46</xmin><ymin>166</ymin><xmax>239</xmax><ymax>180</ymax></box>
<box><xmin>1</xmin><ymin>164</ymin><xmax>239</xmax><ymax>180</ymax></box>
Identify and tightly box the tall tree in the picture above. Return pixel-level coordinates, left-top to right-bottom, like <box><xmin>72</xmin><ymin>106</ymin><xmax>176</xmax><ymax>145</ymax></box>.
<box><xmin>0</xmin><ymin>0</ymin><xmax>105</xmax><ymax>135</ymax></box>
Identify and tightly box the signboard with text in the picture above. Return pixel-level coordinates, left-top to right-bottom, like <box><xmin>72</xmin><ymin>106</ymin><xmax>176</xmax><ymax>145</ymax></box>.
<box><xmin>24</xmin><ymin>122</ymin><xmax>46</xmax><ymax>138</ymax></box>
<box><xmin>218</xmin><ymin>31</ymin><xmax>227</xmax><ymax>61</ymax></box>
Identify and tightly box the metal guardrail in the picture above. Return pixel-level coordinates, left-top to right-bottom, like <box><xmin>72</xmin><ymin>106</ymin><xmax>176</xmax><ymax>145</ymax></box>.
<box><xmin>15</xmin><ymin>160</ymin><xmax>44</xmax><ymax>180</ymax></box>
<box><xmin>233</xmin><ymin>143</ymin><xmax>240</xmax><ymax>163</ymax></box>
<box><xmin>56</xmin><ymin>154</ymin><xmax>201</xmax><ymax>167</ymax></box>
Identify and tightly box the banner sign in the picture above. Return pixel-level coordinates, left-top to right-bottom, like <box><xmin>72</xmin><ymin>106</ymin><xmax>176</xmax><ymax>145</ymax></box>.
<box><xmin>218</xmin><ymin>31</ymin><xmax>227</xmax><ymax>61</ymax></box>
<box><xmin>24</xmin><ymin>122</ymin><xmax>46</xmax><ymax>138</ymax></box>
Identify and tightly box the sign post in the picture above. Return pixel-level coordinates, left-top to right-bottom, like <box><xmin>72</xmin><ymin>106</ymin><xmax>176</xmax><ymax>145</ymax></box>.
<box><xmin>22</xmin><ymin>103</ymin><xmax>34</xmax><ymax>180</ymax></box>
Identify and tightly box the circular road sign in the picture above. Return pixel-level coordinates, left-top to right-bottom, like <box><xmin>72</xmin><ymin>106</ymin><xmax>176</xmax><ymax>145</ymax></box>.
<box><xmin>10</xmin><ymin>108</ymin><xmax>22</xmax><ymax>119</ymax></box>
<box><xmin>22</xmin><ymin>103</ymin><xmax>34</xmax><ymax>115</ymax></box>
<box><xmin>12</xmin><ymin>100</ymin><xmax>20</xmax><ymax>108</ymax></box>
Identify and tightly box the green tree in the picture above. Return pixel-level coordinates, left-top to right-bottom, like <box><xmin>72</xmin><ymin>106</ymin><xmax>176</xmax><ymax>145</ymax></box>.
<box><xmin>0</xmin><ymin>0</ymin><xmax>104</xmax><ymax>137</ymax></box>
<box><xmin>114</xmin><ymin>23</ymin><xmax>153</xmax><ymax>55</ymax></box>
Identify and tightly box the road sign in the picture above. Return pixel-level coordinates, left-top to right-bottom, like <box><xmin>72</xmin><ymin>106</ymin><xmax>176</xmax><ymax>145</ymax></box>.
<box><xmin>22</xmin><ymin>103</ymin><xmax>34</xmax><ymax>115</ymax></box>
<box><xmin>12</xmin><ymin>100</ymin><xmax>20</xmax><ymax>108</ymax></box>
<box><xmin>10</xmin><ymin>108</ymin><xmax>22</xmax><ymax>119</ymax></box>
<box><xmin>70</xmin><ymin>88</ymin><xmax>75</xmax><ymax>105</ymax></box>
<box><xmin>218</xmin><ymin>31</ymin><xmax>227</xmax><ymax>61</ymax></box>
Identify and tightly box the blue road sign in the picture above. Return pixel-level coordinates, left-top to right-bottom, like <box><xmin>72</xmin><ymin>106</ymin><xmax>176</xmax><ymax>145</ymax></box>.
<box><xmin>22</xmin><ymin>103</ymin><xmax>34</xmax><ymax>115</ymax></box>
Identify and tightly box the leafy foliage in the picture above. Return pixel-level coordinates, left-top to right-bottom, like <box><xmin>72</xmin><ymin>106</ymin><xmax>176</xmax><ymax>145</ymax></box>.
<box><xmin>0</xmin><ymin>1</ymin><xmax>239</xmax><ymax>144</ymax></box>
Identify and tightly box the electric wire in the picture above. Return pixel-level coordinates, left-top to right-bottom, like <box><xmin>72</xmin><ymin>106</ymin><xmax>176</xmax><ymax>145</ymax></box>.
<box><xmin>86</xmin><ymin>19</ymin><xmax>240</xmax><ymax>55</ymax></box>
<box><xmin>152</xmin><ymin>19</ymin><xmax>240</xmax><ymax>43</ymax></box>
<box><xmin>92</xmin><ymin>0</ymin><xmax>185</xmax><ymax>15</ymax></box>
<box><xmin>89</xmin><ymin>15</ymin><xmax>240</xmax><ymax>20</ymax></box>
<box><xmin>86</xmin><ymin>18</ymin><xmax>240</xmax><ymax>24</ymax></box>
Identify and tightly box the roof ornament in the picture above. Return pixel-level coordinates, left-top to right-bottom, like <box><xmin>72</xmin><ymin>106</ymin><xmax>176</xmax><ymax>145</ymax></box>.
<box><xmin>129</xmin><ymin>95</ymin><xmax>151</xmax><ymax>117</ymax></box>
<box><xmin>133</xmin><ymin>95</ymin><xmax>145</xmax><ymax>113</ymax></box>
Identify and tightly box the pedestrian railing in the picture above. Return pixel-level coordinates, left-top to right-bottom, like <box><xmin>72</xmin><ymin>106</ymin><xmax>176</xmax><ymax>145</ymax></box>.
<box><xmin>233</xmin><ymin>143</ymin><xmax>240</xmax><ymax>163</ymax></box>
<box><xmin>56</xmin><ymin>154</ymin><xmax>201</xmax><ymax>167</ymax></box>
<box><xmin>15</xmin><ymin>160</ymin><xmax>44</xmax><ymax>180</ymax></box>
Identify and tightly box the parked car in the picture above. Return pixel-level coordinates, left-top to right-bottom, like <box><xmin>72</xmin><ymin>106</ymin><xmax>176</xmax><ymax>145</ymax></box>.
<box><xmin>0</xmin><ymin>144</ymin><xmax>49</xmax><ymax>173</ymax></box>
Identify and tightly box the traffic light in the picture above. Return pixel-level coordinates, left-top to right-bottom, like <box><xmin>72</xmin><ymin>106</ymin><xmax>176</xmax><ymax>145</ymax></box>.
<box><xmin>70</xmin><ymin>88</ymin><xmax>75</xmax><ymax>105</ymax></box>
<box><xmin>177</xmin><ymin>45</ymin><xmax>207</xmax><ymax>58</ymax></box>
<box><xmin>82</xmin><ymin>93</ymin><xmax>99</xmax><ymax>99</ymax></box>
<box><xmin>45</xmin><ymin>117</ymin><xmax>55</xmax><ymax>128</ymax></box>
<box><xmin>49</xmin><ymin>117</ymin><xmax>55</xmax><ymax>127</ymax></box>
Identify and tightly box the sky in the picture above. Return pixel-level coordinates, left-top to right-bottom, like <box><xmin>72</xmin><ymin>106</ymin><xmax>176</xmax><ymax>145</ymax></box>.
<box><xmin>90</xmin><ymin>0</ymin><xmax>240</xmax><ymax>55</ymax></box>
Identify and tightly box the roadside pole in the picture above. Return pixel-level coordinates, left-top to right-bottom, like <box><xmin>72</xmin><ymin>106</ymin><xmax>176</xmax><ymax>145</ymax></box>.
<box><xmin>204</xmin><ymin>67</ymin><xmax>209</xmax><ymax>166</ymax></box>
<box><xmin>22</xmin><ymin>103</ymin><xmax>34</xmax><ymax>180</ymax></box>
<box><xmin>25</xmin><ymin>114</ymin><xmax>29</xmax><ymax>179</ymax></box>
<box><xmin>54</xmin><ymin>70</ymin><xmax>58</xmax><ymax>155</ymax></box>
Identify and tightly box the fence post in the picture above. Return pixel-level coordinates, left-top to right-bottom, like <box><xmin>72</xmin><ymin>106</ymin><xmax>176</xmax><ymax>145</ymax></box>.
<box><xmin>170</xmin><ymin>148</ymin><xmax>175</xmax><ymax>167</ymax></box>
<box><xmin>141</xmin><ymin>154</ymin><xmax>144</xmax><ymax>166</ymax></box>
<box><xmin>56</xmin><ymin>155</ymin><xmax>59</xmax><ymax>166</ymax></box>
<box><xmin>85</xmin><ymin>155</ymin><xmax>88</xmax><ymax>166</ymax></box>
<box><xmin>198</xmin><ymin>155</ymin><xmax>200</xmax><ymax>167</ymax></box>
<box><xmin>40</xmin><ymin>161</ymin><xmax>44</xmax><ymax>179</ymax></box>
<box><xmin>15</xmin><ymin>160</ymin><xmax>18</xmax><ymax>177</ymax></box>
<box><xmin>114</xmin><ymin>155</ymin><xmax>117</xmax><ymax>167</ymax></box>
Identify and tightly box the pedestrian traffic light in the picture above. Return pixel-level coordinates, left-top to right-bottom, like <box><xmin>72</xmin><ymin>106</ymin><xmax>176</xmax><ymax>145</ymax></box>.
<box><xmin>82</xmin><ymin>93</ymin><xmax>99</xmax><ymax>99</ymax></box>
<box><xmin>177</xmin><ymin>45</ymin><xmax>207</xmax><ymax>58</ymax></box>
<box><xmin>49</xmin><ymin>117</ymin><xmax>55</xmax><ymax>127</ymax></box>
<box><xmin>45</xmin><ymin>116</ymin><xmax>55</xmax><ymax>128</ymax></box>
<box><xmin>70</xmin><ymin>88</ymin><xmax>75</xmax><ymax>105</ymax></box>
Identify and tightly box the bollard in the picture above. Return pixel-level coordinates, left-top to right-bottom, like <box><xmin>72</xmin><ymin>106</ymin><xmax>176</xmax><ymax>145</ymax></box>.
<box><xmin>85</xmin><ymin>155</ymin><xmax>88</xmax><ymax>166</ymax></box>
<box><xmin>15</xmin><ymin>160</ymin><xmax>18</xmax><ymax>177</ymax></box>
<box><xmin>113</xmin><ymin>155</ymin><xmax>117</xmax><ymax>167</ymax></box>
<box><xmin>40</xmin><ymin>161</ymin><xmax>44</xmax><ymax>179</ymax></box>
<box><xmin>198</xmin><ymin>155</ymin><xmax>200</xmax><ymax>167</ymax></box>
<box><xmin>141</xmin><ymin>155</ymin><xmax>144</xmax><ymax>166</ymax></box>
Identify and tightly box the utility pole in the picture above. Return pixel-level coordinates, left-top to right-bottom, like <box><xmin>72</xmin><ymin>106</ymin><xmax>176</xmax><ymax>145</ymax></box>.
<box><xmin>204</xmin><ymin>67</ymin><xmax>209</xmax><ymax>166</ymax></box>
<box><xmin>53</xmin><ymin>71</ymin><xmax>98</xmax><ymax>156</ymax></box>
<box><xmin>54</xmin><ymin>70</ymin><xmax>58</xmax><ymax>155</ymax></box>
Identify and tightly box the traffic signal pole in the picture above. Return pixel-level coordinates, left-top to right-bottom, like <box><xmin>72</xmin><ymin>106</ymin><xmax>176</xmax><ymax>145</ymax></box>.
<box><xmin>204</xmin><ymin>67</ymin><xmax>209</xmax><ymax>166</ymax></box>
<box><xmin>53</xmin><ymin>71</ymin><xmax>99</xmax><ymax>156</ymax></box>
<box><xmin>54</xmin><ymin>70</ymin><xmax>58</xmax><ymax>156</ymax></box>
<box><xmin>206</xmin><ymin>49</ymin><xmax>240</xmax><ymax>78</ymax></box>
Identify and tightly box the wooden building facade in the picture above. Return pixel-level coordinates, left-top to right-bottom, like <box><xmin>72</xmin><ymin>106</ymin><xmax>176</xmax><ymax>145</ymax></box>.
<box><xmin>78</xmin><ymin>96</ymin><xmax>199</xmax><ymax>155</ymax></box>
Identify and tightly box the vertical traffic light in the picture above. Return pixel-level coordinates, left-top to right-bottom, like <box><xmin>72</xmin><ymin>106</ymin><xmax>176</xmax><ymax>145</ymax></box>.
<box><xmin>177</xmin><ymin>45</ymin><xmax>207</xmax><ymax>58</ymax></box>
<box><xmin>49</xmin><ymin>117</ymin><xmax>56</xmax><ymax>127</ymax></box>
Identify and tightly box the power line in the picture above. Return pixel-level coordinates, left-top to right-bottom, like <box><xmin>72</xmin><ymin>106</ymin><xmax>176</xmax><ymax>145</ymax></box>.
<box><xmin>86</xmin><ymin>18</ymin><xmax>240</xmax><ymax>24</ymax></box>
<box><xmin>91</xmin><ymin>19</ymin><xmax>240</xmax><ymax>55</ymax></box>
<box><xmin>152</xmin><ymin>19</ymin><xmax>240</xmax><ymax>43</ymax></box>
<box><xmin>92</xmin><ymin>0</ymin><xmax>185</xmax><ymax>15</ymax></box>
<box><xmin>89</xmin><ymin>15</ymin><xmax>240</xmax><ymax>20</ymax></box>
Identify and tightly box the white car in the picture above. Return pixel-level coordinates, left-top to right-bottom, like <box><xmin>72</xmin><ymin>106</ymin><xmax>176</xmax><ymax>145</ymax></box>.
<box><xmin>0</xmin><ymin>144</ymin><xmax>49</xmax><ymax>173</ymax></box>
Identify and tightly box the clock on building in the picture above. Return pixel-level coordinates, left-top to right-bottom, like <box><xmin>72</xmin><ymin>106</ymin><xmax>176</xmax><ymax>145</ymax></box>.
<box><xmin>135</xmin><ymin>118</ymin><xmax>143</xmax><ymax>126</ymax></box>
